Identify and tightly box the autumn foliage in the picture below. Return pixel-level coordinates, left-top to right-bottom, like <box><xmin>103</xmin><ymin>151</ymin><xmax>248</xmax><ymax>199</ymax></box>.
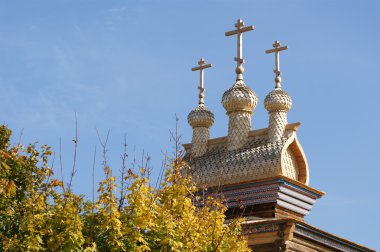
<box><xmin>0</xmin><ymin>125</ymin><xmax>249</xmax><ymax>251</ymax></box>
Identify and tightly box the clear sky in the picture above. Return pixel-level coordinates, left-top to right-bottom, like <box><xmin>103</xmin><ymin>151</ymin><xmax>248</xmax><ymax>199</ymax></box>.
<box><xmin>0</xmin><ymin>0</ymin><xmax>379</xmax><ymax>249</ymax></box>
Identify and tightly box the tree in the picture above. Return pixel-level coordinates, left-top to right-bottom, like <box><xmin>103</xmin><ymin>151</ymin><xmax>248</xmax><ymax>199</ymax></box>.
<box><xmin>0</xmin><ymin>124</ymin><xmax>250</xmax><ymax>251</ymax></box>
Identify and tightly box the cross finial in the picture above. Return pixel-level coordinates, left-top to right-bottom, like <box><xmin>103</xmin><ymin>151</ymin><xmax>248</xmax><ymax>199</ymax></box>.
<box><xmin>192</xmin><ymin>58</ymin><xmax>212</xmax><ymax>105</ymax></box>
<box><xmin>265</xmin><ymin>40</ymin><xmax>288</xmax><ymax>88</ymax></box>
<box><xmin>225</xmin><ymin>19</ymin><xmax>254</xmax><ymax>80</ymax></box>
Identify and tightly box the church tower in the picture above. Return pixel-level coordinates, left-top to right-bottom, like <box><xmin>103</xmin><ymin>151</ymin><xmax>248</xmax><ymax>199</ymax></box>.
<box><xmin>184</xmin><ymin>19</ymin><xmax>374</xmax><ymax>252</ymax></box>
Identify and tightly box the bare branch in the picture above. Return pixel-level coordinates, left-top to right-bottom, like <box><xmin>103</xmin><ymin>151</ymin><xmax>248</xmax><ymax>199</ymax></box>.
<box><xmin>169</xmin><ymin>114</ymin><xmax>183</xmax><ymax>164</ymax></box>
<box><xmin>96</xmin><ymin>127</ymin><xmax>110</xmax><ymax>168</ymax></box>
<box><xmin>17</xmin><ymin>128</ymin><xmax>24</xmax><ymax>146</ymax></box>
<box><xmin>141</xmin><ymin>149</ymin><xmax>145</xmax><ymax>175</ymax></box>
<box><xmin>118</xmin><ymin>134</ymin><xmax>128</xmax><ymax>211</ymax></box>
<box><xmin>92</xmin><ymin>145</ymin><xmax>97</xmax><ymax>214</ymax></box>
<box><xmin>68</xmin><ymin>112</ymin><xmax>78</xmax><ymax>192</ymax></box>
<box><xmin>154</xmin><ymin>157</ymin><xmax>166</xmax><ymax>191</ymax></box>
<box><xmin>143</xmin><ymin>151</ymin><xmax>152</xmax><ymax>180</ymax></box>
<box><xmin>131</xmin><ymin>145</ymin><xmax>136</xmax><ymax>173</ymax></box>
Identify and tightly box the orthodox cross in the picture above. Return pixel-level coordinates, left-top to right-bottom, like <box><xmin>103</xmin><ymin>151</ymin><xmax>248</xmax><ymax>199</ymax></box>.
<box><xmin>192</xmin><ymin>58</ymin><xmax>212</xmax><ymax>105</ymax></box>
<box><xmin>265</xmin><ymin>40</ymin><xmax>288</xmax><ymax>88</ymax></box>
<box><xmin>225</xmin><ymin>19</ymin><xmax>254</xmax><ymax>80</ymax></box>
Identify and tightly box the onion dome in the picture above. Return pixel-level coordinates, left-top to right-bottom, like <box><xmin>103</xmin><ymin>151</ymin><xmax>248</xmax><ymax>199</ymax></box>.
<box><xmin>222</xmin><ymin>80</ymin><xmax>258</xmax><ymax>114</ymax></box>
<box><xmin>188</xmin><ymin>104</ymin><xmax>214</xmax><ymax>128</ymax></box>
<box><xmin>264</xmin><ymin>87</ymin><xmax>292</xmax><ymax>112</ymax></box>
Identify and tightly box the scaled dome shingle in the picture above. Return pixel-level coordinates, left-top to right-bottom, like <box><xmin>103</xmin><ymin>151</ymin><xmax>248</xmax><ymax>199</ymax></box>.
<box><xmin>264</xmin><ymin>88</ymin><xmax>292</xmax><ymax>112</ymax></box>
<box><xmin>222</xmin><ymin>80</ymin><xmax>258</xmax><ymax>113</ymax></box>
<box><xmin>187</xmin><ymin>104</ymin><xmax>215</xmax><ymax>128</ymax></box>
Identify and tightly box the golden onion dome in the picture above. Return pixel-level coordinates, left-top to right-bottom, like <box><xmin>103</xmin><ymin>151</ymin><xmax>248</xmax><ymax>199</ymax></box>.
<box><xmin>264</xmin><ymin>88</ymin><xmax>292</xmax><ymax>112</ymax></box>
<box><xmin>222</xmin><ymin>80</ymin><xmax>258</xmax><ymax>114</ymax></box>
<box><xmin>187</xmin><ymin>104</ymin><xmax>215</xmax><ymax>128</ymax></box>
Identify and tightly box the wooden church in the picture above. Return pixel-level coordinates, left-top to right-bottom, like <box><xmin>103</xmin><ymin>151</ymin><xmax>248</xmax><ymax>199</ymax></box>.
<box><xmin>183</xmin><ymin>19</ymin><xmax>375</xmax><ymax>252</ymax></box>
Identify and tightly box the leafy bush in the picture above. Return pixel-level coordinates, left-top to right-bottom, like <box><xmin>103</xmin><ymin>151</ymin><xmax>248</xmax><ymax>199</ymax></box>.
<box><xmin>0</xmin><ymin>125</ymin><xmax>249</xmax><ymax>251</ymax></box>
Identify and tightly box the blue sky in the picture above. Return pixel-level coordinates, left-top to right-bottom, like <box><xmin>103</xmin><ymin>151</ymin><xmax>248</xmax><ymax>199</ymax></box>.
<box><xmin>0</xmin><ymin>0</ymin><xmax>379</xmax><ymax>249</ymax></box>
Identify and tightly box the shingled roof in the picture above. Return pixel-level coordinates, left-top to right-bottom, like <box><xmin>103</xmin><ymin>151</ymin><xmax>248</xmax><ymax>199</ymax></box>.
<box><xmin>183</xmin><ymin>122</ymin><xmax>309</xmax><ymax>187</ymax></box>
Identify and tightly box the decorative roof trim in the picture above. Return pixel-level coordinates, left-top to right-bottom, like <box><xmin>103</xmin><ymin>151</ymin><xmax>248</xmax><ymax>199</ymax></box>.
<box><xmin>243</xmin><ymin>218</ymin><xmax>375</xmax><ymax>252</ymax></box>
<box><xmin>281</xmin><ymin>132</ymin><xmax>310</xmax><ymax>185</ymax></box>
<box><xmin>205</xmin><ymin>175</ymin><xmax>325</xmax><ymax>197</ymax></box>
<box><xmin>294</xmin><ymin>222</ymin><xmax>376</xmax><ymax>252</ymax></box>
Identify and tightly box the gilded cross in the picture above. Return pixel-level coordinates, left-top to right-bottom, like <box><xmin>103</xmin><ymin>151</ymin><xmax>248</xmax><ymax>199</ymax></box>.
<box><xmin>265</xmin><ymin>40</ymin><xmax>288</xmax><ymax>88</ymax></box>
<box><xmin>192</xmin><ymin>58</ymin><xmax>212</xmax><ymax>105</ymax></box>
<box><xmin>225</xmin><ymin>19</ymin><xmax>254</xmax><ymax>80</ymax></box>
